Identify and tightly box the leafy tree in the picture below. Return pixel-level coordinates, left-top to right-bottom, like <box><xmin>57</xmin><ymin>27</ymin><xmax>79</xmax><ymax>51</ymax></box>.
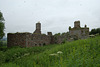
<box><xmin>69</xmin><ymin>26</ymin><xmax>71</xmax><ymax>30</ymax></box>
<box><xmin>89</xmin><ymin>28</ymin><xmax>100</xmax><ymax>35</ymax></box>
<box><xmin>61</xmin><ymin>32</ymin><xmax>66</xmax><ymax>36</ymax></box>
<box><xmin>54</xmin><ymin>33</ymin><xmax>61</xmax><ymax>37</ymax></box>
<box><xmin>97</xmin><ymin>28</ymin><xmax>100</xmax><ymax>34</ymax></box>
<box><xmin>0</xmin><ymin>11</ymin><xmax>5</xmax><ymax>40</ymax></box>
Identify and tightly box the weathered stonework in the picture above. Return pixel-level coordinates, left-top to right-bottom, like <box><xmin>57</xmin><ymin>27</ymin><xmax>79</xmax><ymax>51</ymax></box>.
<box><xmin>7</xmin><ymin>21</ymin><xmax>89</xmax><ymax>47</ymax></box>
<box><xmin>69</xmin><ymin>21</ymin><xmax>89</xmax><ymax>40</ymax></box>
<box><xmin>7</xmin><ymin>33</ymin><xmax>28</xmax><ymax>47</ymax></box>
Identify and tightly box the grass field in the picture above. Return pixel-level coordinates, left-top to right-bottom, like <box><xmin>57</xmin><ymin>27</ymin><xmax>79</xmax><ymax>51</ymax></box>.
<box><xmin>0</xmin><ymin>36</ymin><xmax>100</xmax><ymax>67</ymax></box>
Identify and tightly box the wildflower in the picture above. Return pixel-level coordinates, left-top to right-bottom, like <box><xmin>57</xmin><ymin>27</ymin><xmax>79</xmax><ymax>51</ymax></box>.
<box><xmin>49</xmin><ymin>53</ymin><xmax>58</xmax><ymax>56</ymax></box>
<box><xmin>17</xmin><ymin>57</ymin><xmax>20</xmax><ymax>59</ymax></box>
<box><xmin>14</xmin><ymin>53</ymin><xmax>17</xmax><ymax>56</ymax></box>
<box><xmin>57</xmin><ymin>51</ymin><xmax>63</xmax><ymax>54</ymax></box>
<box><xmin>24</xmin><ymin>53</ymin><xmax>30</xmax><ymax>56</ymax></box>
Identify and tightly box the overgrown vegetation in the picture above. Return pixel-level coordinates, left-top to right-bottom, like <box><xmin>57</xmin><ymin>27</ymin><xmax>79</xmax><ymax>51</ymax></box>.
<box><xmin>0</xmin><ymin>40</ymin><xmax>7</xmax><ymax>51</ymax></box>
<box><xmin>0</xmin><ymin>36</ymin><xmax>100</xmax><ymax>67</ymax></box>
<box><xmin>0</xmin><ymin>44</ymin><xmax>57</xmax><ymax>65</ymax></box>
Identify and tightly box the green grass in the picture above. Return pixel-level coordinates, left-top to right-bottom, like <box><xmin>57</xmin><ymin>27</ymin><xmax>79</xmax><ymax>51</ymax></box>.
<box><xmin>1</xmin><ymin>36</ymin><xmax>100</xmax><ymax>67</ymax></box>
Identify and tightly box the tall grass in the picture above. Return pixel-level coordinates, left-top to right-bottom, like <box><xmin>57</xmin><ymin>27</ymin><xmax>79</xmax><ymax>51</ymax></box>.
<box><xmin>0</xmin><ymin>40</ymin><xmax>7</xmax><ymax>51</ymax></box>
<box><xmin>0</xmin><ymin>44</ymin><xmax>57</xmax><ymax>65</ymax></box>
<box><xmin>1</xmin><ymin>36</ymin><xmax>100</xmax><ymax>67</ymax></box>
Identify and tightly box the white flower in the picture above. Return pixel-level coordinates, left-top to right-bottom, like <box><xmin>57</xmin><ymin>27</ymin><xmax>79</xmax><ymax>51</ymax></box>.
<box><xmin>57</xmin><ymin>51</ymin><xmax>63</xmax><ymax>54</ymax></box>
<box><xmin>24</xmin><ymin>53</ymin><xmax>30</xmax><ymax>56</ymax></box>
<box><xmin>49</xmin><ymin>53</ymin><xmax>58</xmax><ymax>56</ymax></box>
<box><xmin>17</xmin><ymin>57</ymin><xmax>20</xmax><ymax>59</ymax></box>
<box><xmin>14</xmin><ymin>53</ymin><xmax>17</xmax><ymax>56</ymax></box>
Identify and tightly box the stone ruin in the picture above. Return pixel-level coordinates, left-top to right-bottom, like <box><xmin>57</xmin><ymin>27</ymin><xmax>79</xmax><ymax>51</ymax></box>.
<box><xmin>7</xmin><ymin>21</ymin><xmax>89</xmax><ymax>47</ymax></box>
<box><xmin>7</xmin><ymin>22</ymin><xmax>55</xmax><ymax>47</ymax></box>
<box><xmin>69</xmin><ymin>21</ymin><xmax>89</xmax><ymax>40</ymax></box>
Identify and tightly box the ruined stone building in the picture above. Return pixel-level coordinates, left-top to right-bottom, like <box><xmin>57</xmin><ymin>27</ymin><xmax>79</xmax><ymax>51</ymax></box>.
<box><xmin>69</xmin><ymin>21</ymin><xmax>89</xmax><ymax>40</ymax></box>
<box><xmin>7</xmin><ymin>21</ymin><xmax>89</xmax><ymax>47</ymax></box>
<box><xmin>7</xmin><ymin>22</ymin><xmax>55</xmax><ymax>47</ymax></box>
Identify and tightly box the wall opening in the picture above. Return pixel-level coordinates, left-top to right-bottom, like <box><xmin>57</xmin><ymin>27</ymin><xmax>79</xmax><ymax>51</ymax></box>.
<box><xmin>43</xmin><ymin>43</ymin><xmax>46</xmax><ymax>46</ymax></box>
<box><xmin>35</xmin><ymin>44</ymin><xmax>37</xmax><ymax>46</ymax></box>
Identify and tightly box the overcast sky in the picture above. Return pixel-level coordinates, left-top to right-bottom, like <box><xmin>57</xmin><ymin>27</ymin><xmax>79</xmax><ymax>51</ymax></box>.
<box><xmin>0</xmin><ymin>0</ymin><xmax>100</xmax><ymax>36</ymax></box>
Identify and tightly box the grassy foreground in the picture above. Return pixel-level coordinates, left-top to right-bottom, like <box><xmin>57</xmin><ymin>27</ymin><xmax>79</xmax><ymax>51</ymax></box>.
<box><xmin>1</xmin><ymin>36</ymin><xmax>100</xmax><ymax>67</ymax></box>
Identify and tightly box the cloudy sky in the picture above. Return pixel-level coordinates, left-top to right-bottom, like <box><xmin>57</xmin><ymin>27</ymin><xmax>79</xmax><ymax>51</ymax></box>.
<box><xmin>0</xmin><ymin>0</ymin><xmax>100</xmax><ymax>36</ymax></box>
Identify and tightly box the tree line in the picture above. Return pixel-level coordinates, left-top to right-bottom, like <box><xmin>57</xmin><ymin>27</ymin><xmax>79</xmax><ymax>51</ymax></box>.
<box><xmin>89</xmin><ymin>28</ymin><xmax>100</xmax><ymax>35</ymax></box>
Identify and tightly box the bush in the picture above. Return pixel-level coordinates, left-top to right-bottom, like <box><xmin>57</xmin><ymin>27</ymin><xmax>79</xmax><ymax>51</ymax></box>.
<box><xmin>0</xmin><ymin>51</ymin><xmax>5</xmax><ymax>64</ymax></box>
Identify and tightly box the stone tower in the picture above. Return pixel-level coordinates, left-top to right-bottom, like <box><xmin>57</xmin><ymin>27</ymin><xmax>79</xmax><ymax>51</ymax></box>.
<box><xmin>74</xmin><ymin>21</ymin><xmax>80</xmax><ymax>28</ymax></box>
<box><xmin>34</xmin><ymin>21</ymin><xmax>41</xmax><ymax>34</ymax></box>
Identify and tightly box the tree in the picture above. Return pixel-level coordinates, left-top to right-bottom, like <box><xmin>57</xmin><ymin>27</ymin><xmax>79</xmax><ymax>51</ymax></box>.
<box><xmin>89</xmin><ymin>28</ymin><xmax>100</xmax><ymax>35</ymax></box>
<box><xmin>0</xmin><ymin>11</ymin><xmax>5</xmax><ymax>40</ymax></box>
<box><xmin>97</xmin><ymin>28</ymin><xmax>100</xmax><ymax>34</ymax></box>
<box><xmin>54</xmin><ymin>33</ymin><xmax>61</xmax><ymax>37</ymax></box>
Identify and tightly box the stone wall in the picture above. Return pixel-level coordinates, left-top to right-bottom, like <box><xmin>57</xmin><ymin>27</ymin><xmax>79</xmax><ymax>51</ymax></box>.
<box><xmin>7</xmin><ymin>32</ymin><xmax>54</xmax><ymax>47</ymax></box>
<box><xmin>26</xmin><ymin>34</ymin><xmax>52</xmax><ymax>47</ymax></box>
<box><xmin>54</xmin><ymin>33</ymin><xmax>69</xmax><ymax>44</ymax></box>
<box><xmin>80</xmin><ymin>28</ymin><xmax>89</xmax><ymax>39</ymax></box>
<box><xmin>56</xmin><ymin>36</ymin><xmax>66</xmax><ymax>44</ymax></box>
<box><xmin>7</xmin><ymin>33</ymin><xmax>28</xmax><ymax>47</ymax></box>
<box><xmin>69</xmin><ymin>29</ymin><xmax>82</xmax><ymax>39</ymax></box>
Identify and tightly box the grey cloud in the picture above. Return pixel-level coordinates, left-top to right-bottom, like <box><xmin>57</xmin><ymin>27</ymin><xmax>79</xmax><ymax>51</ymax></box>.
<box><xmin>0</xmin><ymin>0</ymin><xmax>100</xmax><ymax>36</ymax></box>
